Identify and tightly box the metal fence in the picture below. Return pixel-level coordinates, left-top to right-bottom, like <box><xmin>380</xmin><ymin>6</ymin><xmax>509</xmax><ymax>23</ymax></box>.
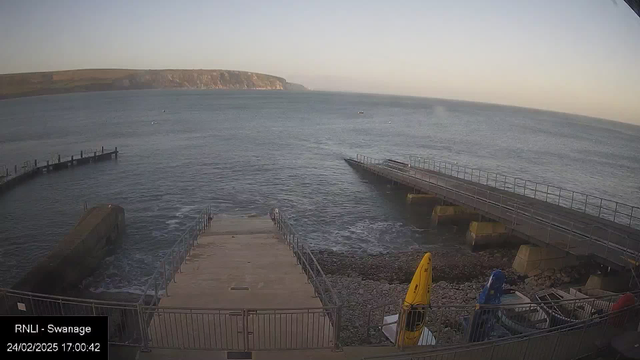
<box><xmin>0</xmin><ymin>205</ymin><xmax>342</xmax><ymax>351</ymax></box>
<box><xmin>0</xmin><ymin>288</ymin><xmax>145</xmax><ymax>346</ymax></box>
<box><xmin>269</xmin><ymin>208</ymin><xmax>340</xmax><ymax>309</ymax></box>
<box><xmin>138</xmin><ymin>206</ymin><xmax>213</xmax><ymax>305</ymax></box>
<box><xmin>353</xmin><ymin>155</ymin><xmax>640</xmax><ymax>269</ymax></box>
<box><xmin>362</xmin><ymin>301</ymin><xmax>640</xmax><ymax>360</ymax></box>
<box><xmin>141</xmin><ymin>305</ymin><xmax>339</xmax><ymax>351</ymax></box>
<box><xmin>0</xmin><ymin>288</ymin><xmax>340</xmax><ymax>351</ymax></box>
<box><xmin>409</xmin><ymin>155</ymin><xmax>640</xmax><ymax>229</ymax></box>
<box><xmin>269</xmin><ymin>208</ymin><xmax>342</xmax><ymax>344</ymax></box>
<box><xmin>363</xmin><ymin>292</ymin><xmax>639</xmax><ymax>359</ymax></box>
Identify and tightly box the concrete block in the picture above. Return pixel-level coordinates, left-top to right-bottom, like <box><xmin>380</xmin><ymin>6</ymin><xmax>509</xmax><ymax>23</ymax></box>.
<box><xmin>584</xmin><ymin>274</ymin><xmax>631</xmax><ymax>292</ymax></box>
<box><xmin>12</xmin><ymin>204</ymin><xmax>125</xmax><ymax>294</ymax></box>
<box><xmin>406</xmin><ymin>193</ymin><xmax>436</xmax><ymax>204</ymax></box>
<box><xmin>512</xmin><ymin>244</ymin><xmax>577</xmax><ymax>275</ymax></box>
<box><xmin>431</xmin><ymin>206</ymin><xmax>478</xmax><ymax>226</ymax></box>
<box><xmin>465</xmin><ymin>221</ymin><xmax>510</xmax><ymax>249</ymax></box>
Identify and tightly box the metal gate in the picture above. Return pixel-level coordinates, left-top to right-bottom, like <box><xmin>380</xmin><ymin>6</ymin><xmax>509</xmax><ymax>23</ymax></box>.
<box><xmin>142</xmin><ymin>306</ymin><xmax>338</xmax><ymax>351</ymax></box>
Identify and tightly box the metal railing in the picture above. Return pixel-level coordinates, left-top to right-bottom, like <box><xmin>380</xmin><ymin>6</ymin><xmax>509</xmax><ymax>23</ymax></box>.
<box><xmin>353</xmin><ymin>155</ymin><xmax>640</xmax><ymax>269</ymax></box>
<box><xmin>356</xmin><ymin>154</ymin><xmax>385</xmax><ymax>166</ymax></box>
<box><xmin>409</xmin><ymin>155</ymin><xmax>640</xmax><ymax>229</ymax></box>
<box><xmin>141</xmin><ymin>305</ymin><xmax>339</xmax><ymax>351</ymax></box>
<box><xmin>269</xmin><ymin>208</ymin><xmax>342</xmax><ymax>348</ymax></box>
<box><xmin>0</xmin><ymin>287</ymin><xmax>340</xmax><ymax>351</ymax></box>
<box><xmin>0</xmin><ymin>288</ymin><xmax>144</xmax><ymax>346</ymax></box>
<box><xmin>138</xmin><ymin>206</ymin><xmax>212</xmax><ymax>305</ymax></box>
<box><xmin>362</xmin><ymin>300</ymin><xmax>640</xmax><ymax>360</ymax></box>
<box><xmin>270</xmin><ymin>208</ymin><xmax>340</xmax><ymax>309</ymax></box>
<box><xmin>0</xmin><ymin>206</ymin><xmax>342</xmax><ymax>351</ymax></box>
<box><xmin>367</xmin><ymin>291</ymin><xmax>631</xmax><ymax>350</ymax></box>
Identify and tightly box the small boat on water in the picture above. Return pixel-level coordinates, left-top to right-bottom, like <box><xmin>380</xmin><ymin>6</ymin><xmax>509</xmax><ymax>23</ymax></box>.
<box><xmin>535</xmin><ymin>289</ymin><xmax>598</xmax><ymax>326</ymax></box>
<box><xmin>498</xmin><ymin>290</ymin><xmax>550</xmax><ymax>334</ymax></box>
<box><xmin>358</xmin><ymin>111</ymin><xmax>364</xmax><ymax>115</ymax></box>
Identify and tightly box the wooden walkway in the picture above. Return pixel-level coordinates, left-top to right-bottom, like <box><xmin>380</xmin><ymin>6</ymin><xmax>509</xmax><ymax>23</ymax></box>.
<box><xmin>347</xmin><ymin>157</ymin><xmax>640</xmax><ymax>270</ymax></box>
<box><xmin>0</xmin><ymin>146</ymin><xmax>118</xmax><ymax>195</ymax></box>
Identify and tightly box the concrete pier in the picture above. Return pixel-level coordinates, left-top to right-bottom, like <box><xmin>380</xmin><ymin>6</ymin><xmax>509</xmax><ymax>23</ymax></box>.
<box><xmin>465</xmin><ymin>221</ymin><xmax>510</xmax><ymax>249</ymax></box>
<box><xmin>430</xmin><ymin>205</ymin><xmax>478</xmax><ymax>226</ymax></box>
<box><xmin>347</xmin><ymin>156</ymin><xmax>640</xmax><ymax>271</ymax></box>
<box><xmin>512</xmin><ymin>244</ymin><xmax>578</xmax><ymax>275</ymax></box>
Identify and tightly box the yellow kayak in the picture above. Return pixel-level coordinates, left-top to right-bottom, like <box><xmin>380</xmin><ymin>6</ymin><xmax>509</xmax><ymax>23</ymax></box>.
<box><xmin>398</xmin><ymin>252</ymin><xmax>432</xmax><ymax>346</ymax></box>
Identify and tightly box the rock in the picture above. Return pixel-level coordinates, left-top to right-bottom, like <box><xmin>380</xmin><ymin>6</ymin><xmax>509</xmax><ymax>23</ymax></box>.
<box><xmin>525</xmin><ymin>277</ymin><xmax>536</xmax><ymax>285</ymax></box>
<box><xmin>543</xmin><ymin>269</ymin><xmax>556</xmax><ymax>276</ymax></box>
<box><xmin>527</xmin><ymin>269</ymin><xmax>542</xmax><ymax>277</ymax></box>
<box><xmin>468</xmin><ymin>291</ymin><xmax>477</xmax><ymax>299</ymax></box>
<box><xmin>562</xmin><ymin>276</ymin><xmax>571</xmax><ymax>283</ymax></box>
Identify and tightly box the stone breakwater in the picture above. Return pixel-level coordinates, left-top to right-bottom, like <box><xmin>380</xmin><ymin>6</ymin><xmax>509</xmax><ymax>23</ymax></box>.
<box><xmin>314</xmin><ymin>248</ymin><xmax>597</xmax><ymax>346</ymax></box>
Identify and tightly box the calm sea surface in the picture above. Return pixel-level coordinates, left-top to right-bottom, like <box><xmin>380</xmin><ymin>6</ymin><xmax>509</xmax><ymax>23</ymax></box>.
<box><xmin>1</xmin><ymin>90</ymin><xmax>639</xmax><ymax>292</ymax></box>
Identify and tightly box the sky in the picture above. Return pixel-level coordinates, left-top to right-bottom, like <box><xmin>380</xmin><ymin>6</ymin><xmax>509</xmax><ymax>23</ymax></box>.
<box><xmin>1</xmin><ymin>0</ymin><xmax>639</xmax><ymax>124</ymax></box>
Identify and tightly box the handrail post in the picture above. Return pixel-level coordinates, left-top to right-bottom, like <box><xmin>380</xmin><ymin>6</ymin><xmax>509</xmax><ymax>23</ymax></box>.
<box><xmin>396</xmin><ymin>306</ymin><xmax>407</xmax><ymax>351</ymax></box>
<box><xmin>333</xmin><ymin>306</ymin><xmax>342</xmax><ymax>351</ymax></box>
<box><xmin>605</xmin><ymin>230</ymin><xmax>611</xmax><ymax>260</ymax></box>
<box><xmin>571</xmin><ymin>192</ymin><xmax>575</xmax><ymax>209</ymax></box>
<box><xmin>163</xmin><ymin>260</ymin><xmax>168</xmax><ymax>296</ymax></box>
<box><xmin>584</xmin><ymin>195</ymin><xmax>588</xmax><ymax>213</ymax></box>
<box><xmin>243</xmin><ymin>309</ymin><xmax>249</xmax><ymax>352</ymax></box>
<box><xmin>545</xmin><ymin>184</ymin><xmax>549</xmax><ymax>202</ymax></box>
<box><xmin>154</xmin><ymin>276</ymin><xmax>159</xmax><ymax>303</ymax></box>
<box><xmin>598</xmin><ymin>198</ymin><xmax>603</xmax><ymax>217</ymax></box>
<box><xmin>137</xmin><ymin>303</ymin><xmax>150</xmax><ymax>351</ymax></box>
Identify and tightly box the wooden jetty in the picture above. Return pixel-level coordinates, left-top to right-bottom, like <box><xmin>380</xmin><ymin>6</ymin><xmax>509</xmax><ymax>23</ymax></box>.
<box><xmin>0</xmin><ymin>146</ymin><xmax>118</xmax><ymax>195</ymax></box>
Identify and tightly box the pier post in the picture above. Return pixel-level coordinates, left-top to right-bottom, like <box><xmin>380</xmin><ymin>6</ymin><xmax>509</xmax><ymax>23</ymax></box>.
<box><xmin>15</xmin><ymin>165</ymin><xmax>17</xmax><ymax>175</ymax></box>
<box><xmin>57</xmin><ymin>155</ymin><xmax>61</xmax><ymax>163</ymax></box>
<box><xmin>46</xmin><ymin>161</ymin><xmax>49</xmax><ymax>171</ymax></box>
<box><xmin>101</xmin><ymin>146</ymin><xmax>104</xmax><ymax>154</ymax></box>
<box><xmin>71</xmin><ymin>155</ymin><xmax>74</xmax><ymax>164</ymax></box>
<box><xmin>5</xmin><ymin>169</ymin><xmax>8</xmax><ymax>177</ymax></box>
<box><xmin>34</xmin><ymin>160</ymin><xmax>37</xmax><ymax>168</ymax></box>
<box><xmin>80</xmin><ymin>151</ymin><xmax>83</xmax><ymax>158</ymax></box>
<box><xmin>115</xmin><ymin>147</ymin><xmax>118</xmax><ymax>159</ymax></box>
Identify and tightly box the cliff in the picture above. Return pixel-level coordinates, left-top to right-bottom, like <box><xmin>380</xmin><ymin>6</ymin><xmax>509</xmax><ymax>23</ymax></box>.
<box><xmin>0</xmin><ymin>69</ymin><xmax>307</xmax><ymax>99</ymax></box>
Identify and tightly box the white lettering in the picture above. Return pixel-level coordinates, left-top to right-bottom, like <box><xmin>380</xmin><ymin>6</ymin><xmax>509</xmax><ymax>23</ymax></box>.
<box><xmin>47</xmin><ymin>324</ymin><xmax>91</xmax><ymax>336</ymax></box>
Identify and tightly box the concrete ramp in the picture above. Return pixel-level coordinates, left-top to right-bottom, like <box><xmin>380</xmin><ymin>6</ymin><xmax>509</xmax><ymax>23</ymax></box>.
<box><xmin>147</xmin><ymin>216</ymin><xmax>334</xmax><ymax>350</ymax></box>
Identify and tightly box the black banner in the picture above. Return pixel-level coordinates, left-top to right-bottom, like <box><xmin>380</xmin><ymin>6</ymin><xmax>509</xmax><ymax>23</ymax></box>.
<box><xmin>1</xmin><ymin>316</ymin><xmax>108</xmax><ymax>359</ymax></box>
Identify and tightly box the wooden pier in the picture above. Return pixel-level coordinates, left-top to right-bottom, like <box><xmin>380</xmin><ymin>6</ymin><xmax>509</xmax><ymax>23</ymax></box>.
<box><xmin>0</xmin><ymin>146</ymin><xmax>118</xmax><ymax>195</ymax></box>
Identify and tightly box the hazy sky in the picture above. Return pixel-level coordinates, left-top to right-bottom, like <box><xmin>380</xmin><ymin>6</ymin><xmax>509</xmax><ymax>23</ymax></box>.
<box><xmin>1</xmin><ymin>0</ymin><xmax>639</xmax><ymax>124</ymax></box>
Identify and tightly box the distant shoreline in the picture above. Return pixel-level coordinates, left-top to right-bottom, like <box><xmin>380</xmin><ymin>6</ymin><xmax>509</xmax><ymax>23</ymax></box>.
<box><xmin>0</xmin><ymin>68</ymin><xmax>307</xmax><ymax>100</ymax></box>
